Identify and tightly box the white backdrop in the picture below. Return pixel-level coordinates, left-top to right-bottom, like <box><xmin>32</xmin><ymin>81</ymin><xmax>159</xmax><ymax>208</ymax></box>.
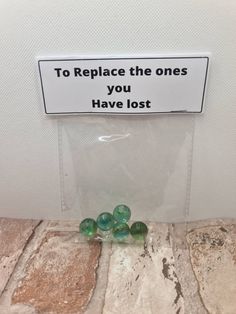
<box><xmin>0</xmin><ymin>0</ymin><xmax>235</xmax><ymax>220</ymax></box>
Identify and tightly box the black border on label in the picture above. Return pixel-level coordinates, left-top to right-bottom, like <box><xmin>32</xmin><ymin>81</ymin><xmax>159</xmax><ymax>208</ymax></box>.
<box><xmin>38</xmin><ymin>56</ymin><xmax>209</xmax><ymax>115</ymax></box>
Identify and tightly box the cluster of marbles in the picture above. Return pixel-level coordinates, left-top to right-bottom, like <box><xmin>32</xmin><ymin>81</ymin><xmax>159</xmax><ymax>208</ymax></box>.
<box><xmin>79</xmin><ymin>204</ymin><xmax>148</xmax><ymax>242</ymax></box>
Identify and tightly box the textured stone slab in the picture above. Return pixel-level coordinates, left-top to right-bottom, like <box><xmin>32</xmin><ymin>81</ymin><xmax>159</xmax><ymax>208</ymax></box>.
<box><xmin>12</xmin><ymin>231</ymin><xmax>101</xmax><ymax>314</ymax></box>
<box><xmin>170</xmin><ymin>223</ymin><xmax>208</xmax><ymax>314</ymax></box>
<box><xmin>85</xmin><ymin>242</ymin><xmax>112</xmax><ymax>314</ymax></box>
<box><xmin>103</xmin><ymin>223</ymin><xmax>184</xmax><ymax>314</ymax></box>
<box><xmin>187</xmin><ymin>224</ymin><xmax>236</xmax><ymax>314</ymax></box>
<box><xmin>0</xmin><ymin>218</ymin><xmax>39</xmax><ymax>296</ymax></box>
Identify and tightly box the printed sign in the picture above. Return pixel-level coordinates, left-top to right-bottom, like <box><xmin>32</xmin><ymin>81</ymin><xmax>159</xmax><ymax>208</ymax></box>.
<box><xmin>38</xmin><ymin>56</ymin><xmax>209</xmax><ymax>114</ymax></box>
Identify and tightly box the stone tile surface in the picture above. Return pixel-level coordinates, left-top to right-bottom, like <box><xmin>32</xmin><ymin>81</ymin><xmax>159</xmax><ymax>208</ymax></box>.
<box><xmin>85</xmin><ymin>242</ymin><xmax>112</xmax><ymax>314</ymax></box>
<box><xmin>0</xmin><ymin>219</ymin><xmax>39</xmax><ymax>296</ymax></box>
<box><xmin>187</xmin><ymin>224</ymin><xmax>236</xmax><ymax>314</ymax></box>
<box><xmin>171</xmin><ymin>223</ymin><xmax>208</xmax><ymax>314</ymax></box>
<box><xmin>0</xmin><ymin>218</ymin><xmax>236</xmax><ymax>314</ymax></box>
<box><xmin>11</xmin><ymin>231</ymin><xmax>101</xmax><ymax>314</ymax></box>
<box><xmin>103</xmin><ymin>223</ymin><xmax>184</xmax><ymax>314</ymax></box>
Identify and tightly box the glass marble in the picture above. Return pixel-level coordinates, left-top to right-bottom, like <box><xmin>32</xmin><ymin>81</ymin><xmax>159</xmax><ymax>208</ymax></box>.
<box><xmin>97</xmin><ymin>212</ymin><xmax>115</xmax><ymax>231</ymax></box>
<box><xmin>113</xmin><ymin>204</ymin><xmax>131</xmax><ymax>223</ymax></box>
<box><xmin>130</xmin><ymin>222</ymin><xmax>148</xmax><ymax>240</ymax></box>
<box><xmin>112</xmin><ymin>222</ymin><xmax>130</xmax><ymax>241</ymax></box>
<box><xmin>79</xmin><ymin>218</ymin><xmax>97</xmax><ymax>237</ymax></box>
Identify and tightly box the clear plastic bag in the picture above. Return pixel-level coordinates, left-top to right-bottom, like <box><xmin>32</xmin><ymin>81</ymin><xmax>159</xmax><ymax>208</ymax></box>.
<box><xmin>58</xmin><ymin>115</ymin><xmax>194</xmax><ymax>223</ymax></box>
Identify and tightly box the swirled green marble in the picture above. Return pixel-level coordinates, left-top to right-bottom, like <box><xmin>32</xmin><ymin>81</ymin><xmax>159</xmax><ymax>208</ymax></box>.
<box><xmin>112</xmin><ymin>222</ymin><xmax>130</xmax><ymax>241</ymax></box>
<box><xmin>97</xmin><ymin>212</ymin><xmax>114</xmax><ymax>231</ymax></box>
<box><xmin>113</xmin><ymin>204</ymin><xmax>131</xmax><ymax>223</ymax></box>
<box><xmin>79</xmin><ymin>218</ymin><xmax>97</xmax><ymax>237</ymax></box>
<box><xmin>130</xmin><ymin>222</ymin><xmax>148</xmax><ymax>240</ymax></box>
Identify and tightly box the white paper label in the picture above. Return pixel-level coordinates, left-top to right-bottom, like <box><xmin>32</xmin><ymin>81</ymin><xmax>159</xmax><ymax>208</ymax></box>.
<box><xmin>38</xmin><ymin>56</ymin><xmax>209</xmax><ymax>114</ymax></box>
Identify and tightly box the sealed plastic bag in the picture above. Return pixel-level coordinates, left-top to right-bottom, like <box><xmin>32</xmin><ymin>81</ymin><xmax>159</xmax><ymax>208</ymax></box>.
<box><xmin>58</xmin><ymin>115</ymin><xmax>194</xmax><ymax>223</ymax></box>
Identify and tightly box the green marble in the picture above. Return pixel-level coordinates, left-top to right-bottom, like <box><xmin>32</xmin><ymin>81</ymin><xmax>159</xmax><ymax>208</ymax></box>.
<box><xmin>112</xmin><ymin>222</ymin><xmax>130</xmax><ymax>241</ymax></box>
<box><xmin>97</xmin><ymin>212</ymin><xmax>114</xmax><ymax>231</ymax></box>
<box><xmin>79</xmin><ymin>218</ymin><xmax>97</xmax><ymax>237</ymax></box>
<box><xmin>113</xmin><ymin>204</ymin><xmax>131</xmax><ymax>223</ymax></box>
<box><xmin>130</xmin><ymin>222</ymin><xmax>148</xmax><ymax>240</ymax></box>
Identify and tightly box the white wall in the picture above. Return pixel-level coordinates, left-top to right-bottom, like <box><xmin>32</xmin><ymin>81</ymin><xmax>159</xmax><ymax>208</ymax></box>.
<box><xmin>0</xmin><ymin>0</ymin><xmax>235</xmax><ymax>220</ymax></box>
